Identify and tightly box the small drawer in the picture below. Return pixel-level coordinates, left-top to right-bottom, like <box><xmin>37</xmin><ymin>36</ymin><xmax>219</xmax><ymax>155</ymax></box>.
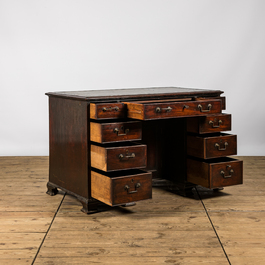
<box><xmin>90</xmin><ymin>121</ymin><xmax>142</xmax><ymax>144</ymax></box>
<box><xmin>187</xmin><ymin>114</ymin><xmax>231</xmax><ymax>134</ymax></box>
<box><xmin>187</xmin><ymin>157</ymin><xmax>243</xmax><ymax>189</ymax></box>
<box><xmin>91</xmin><ymin>143</ymin><xmax>147</xmax><ymax>172</ymax></box>
<box><xmin>91</xmin><ymin>169</ymin><xmax>152</xmax><ymax>206</ymax></box>
<box><xmin>124</xmin><ymin>99</ymin><xmax>222</xmax><ymax>120</ymax></box>
<box><xmin>187</xmin><ymin>133</ymin><xmax>237</xmax><ymax>159</ymax></box>
<box><xmin>90</xmin><ymin>103</ymin><xmax>126</xmax><ymax>120</ymax></box>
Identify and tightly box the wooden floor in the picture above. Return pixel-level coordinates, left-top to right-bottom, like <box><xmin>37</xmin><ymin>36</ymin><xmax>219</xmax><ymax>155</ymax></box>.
<box><xmin>0</xmin><ymin>156</ymin><xmax>264</xmax><ymax>265</ymax></box>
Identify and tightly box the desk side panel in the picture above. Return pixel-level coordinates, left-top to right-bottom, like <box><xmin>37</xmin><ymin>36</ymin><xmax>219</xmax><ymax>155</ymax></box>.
<box><xmin>48</xmin><ymin>97</ymin><xmax>90</xmax><ymax>198</ymax></box>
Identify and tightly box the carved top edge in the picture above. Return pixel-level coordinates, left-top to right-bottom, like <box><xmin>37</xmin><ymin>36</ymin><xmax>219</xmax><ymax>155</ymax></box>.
<box><xmin>45</xmin><ymin>87</ymin><xmax>224</xmax><ymax>102</ymax></box>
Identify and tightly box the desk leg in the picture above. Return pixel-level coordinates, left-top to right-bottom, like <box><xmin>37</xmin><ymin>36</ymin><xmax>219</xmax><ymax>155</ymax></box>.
<box><xmin>46</xmin><ymin>182</ymin><xmax>58</xmax><ymax>196</ymax></box>
<box><xmin>79</xmin><ymin>198</ymin><xmax>100</xmax><ymax>214</ymax></box>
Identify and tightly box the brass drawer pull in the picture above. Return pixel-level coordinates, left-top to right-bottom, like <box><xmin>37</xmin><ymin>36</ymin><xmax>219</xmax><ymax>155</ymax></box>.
<box><xmin>102</xmin><ymin>106</ymin><xmax>120</xmax><ymax>112</ymax></box>
<box><xmin>220</xmin><ymin>165</ymin><xmax>234</xmax><ymax>178</ymax></box>
<box><xmin>124</xmin><ymin>183</ymin><xmax>141</xmax><ymax>194</ymax></box>
<box><xmin>113</xmin><ymin>127</ymin><xmax>130</xmax><ymax>136</ymax></box>
<box><xmin>209</xmin><ymin>119</ymin><xmax>222</xmax><ymax>128</ymax></box>
<box><xmin>215</xmin><ymin>142</ymin><xmax>228</xmax><ymax>150</ymax></box>
<box><xmin>198</xmin><ymin>104</ymin><xmax>212</xmax><ymax>112</ymax></box>
<box><xmin>119</xmin><ymin>152</ymin><xmax>135</xmax><ymax>160</ymax></box>
<box><xmin>155</xmin><ymin>106</ymin><xmax>172</xmax><ymax>113</ymax></box>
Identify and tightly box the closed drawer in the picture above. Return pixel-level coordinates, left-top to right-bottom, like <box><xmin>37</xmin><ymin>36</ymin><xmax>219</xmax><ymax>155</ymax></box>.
<box><xmin>90</xmin><ymin>121</ymin><xmax>142</xmax><ymax>144</ymax></box>
<box><xmin>124</xmin><ymin>99</ymin><xmax>222</xmax><ymax>120</ymax></box>
<box><xmin>91</xmin><ymin>143</ymin><xmax>147</xmax><ymax>172</ymax></box>
<box><xmin>187</xmin><ymin>114</ymin><xmax>231</xmax><ymax>134</ymax></box>
<box><xmin>187</xmin><ymin>157</ymin><xmax>243</xmax><ymax>189</ymax></box>
<box><xmin>91</xmin><ymin>169</ymin><xmax>152</xmax><ymax>206</ymax></box>
<box><xmin>187</xmin><ymin>133</ymin><xmax>237</xmax><ymax>159</ymax></box>
<box><xmin>90</xmin><ymin>103</ymin><xmax>126</xmax><ymax>120</ymax></box>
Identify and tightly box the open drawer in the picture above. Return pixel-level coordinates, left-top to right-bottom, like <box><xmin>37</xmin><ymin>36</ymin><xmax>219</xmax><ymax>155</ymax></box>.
<box><xmin>91</xmin><ymin>142</ymin><xmax>147</xmax><ymax>172</ymax></box>
<box><xmin>91</xmin><ymin>169</ymin><xmax>152</xmax><ymax>206</ymax></box>
<box><xmin>187</xmin><ymin>114</ymin><xmax>231</xmax><ymax>134</ymax></box>
<box><xmin>90</xmin><ymin>121</ymin><xmax>142</xmax><ymax>144</ymax></box>
<box><xmin>123</xmin><ymin>98</ymin><xmax>222</xmax><ymax>120</ymax></box>
<box><xmin>187</xmin><ymin>133</ymin><xmax>237</xmax><ymax>159</ymax></box>
<box><xmin>187</xmin><ymin>157</ymin><xmax>243</xmax><ymax>189</ymax></box>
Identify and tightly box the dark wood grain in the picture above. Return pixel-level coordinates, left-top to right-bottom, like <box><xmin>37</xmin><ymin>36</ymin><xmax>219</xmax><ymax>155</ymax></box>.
<box><xmin>187</xmin><ymin>133</ymin><xmax>237</xmax><ymax>159</ymax></box>
<box><xmin>141</xmin><ymin>120</ymin><xmax>161</xmax><ymax>178</ymax></box>
<box><xmin>90</xmin><ymin>121</ymin><xmax>142</xmax><ymax>144</ymax></box>
<box><xmin>125</xmin><ymin>99</ymin><xmax>222</xmax><ymax>120</ymax></box>
<box><xmin>91</xmin><ymin>143</ymin><xmax>147</xmax><ymax>172</ymax></box>
<box><xmin>48</xmin><ymin>97</ymin><xmax>90</xmax><ymax>198</ymax></box>
<box><xmin>91</xmin><ymin>170</ymin><xmax>152</xmax><ymax>206</ymax></box>
<box><xmin>47</xmin><ymin>87</ymin><xmax>242</xmax><ymax>213</ymax></box>
<box><xmin>187</xmin><ymin>114</ymin><xmax>231</xmax><ymax>134</ymax></box>
<box><xmin>90</xmin><ymin>103</ymin><xmax>126</xmax><ymax>120</ymax></box>
<box><xmin>187</xmin><ymin>158</ymin><xmax>243</xmax><ymax>189</ymax></box>
<box><xmin>46</xmin><ymin>87</ymin><xmax>223</xmax><ymax>101</ymax></box>
<box><xmin>211</xmin><ymin>158</ymin><xmax>243</xmax><ymax>188</ymax></box>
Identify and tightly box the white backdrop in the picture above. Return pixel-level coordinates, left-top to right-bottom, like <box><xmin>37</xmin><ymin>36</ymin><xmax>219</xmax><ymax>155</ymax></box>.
<box><xmin>1</xmin><ymin>0</ymin><xmax>265</xmax><ymax>156</ymax></box>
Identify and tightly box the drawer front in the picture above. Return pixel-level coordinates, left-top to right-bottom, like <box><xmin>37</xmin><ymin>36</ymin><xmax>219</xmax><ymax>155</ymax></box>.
<box><xmin>187</xmin><ymin>114</ymin><xmax>231</xmax><ymax>134</ymax></box>
<box><xmin>187</xmin><ymin>134</ymin><xmax>237</xmax><ymax>159</ymax></box>
<box><xmin>124</xmin><ymin>99</ymin><xmax>222</xmax><ymax>120</ymax></box>
<box><xmin>90</xmin><ymin>103</ymin><xmax>126</xmax><ymax>120</ymax></box>
<box><xmin>91</xmin><ymin>170</ymin><xmax>152</xmax><ymax>206</ymax></box>
<box><xmin>90</xmin><ymin>121</ymin><xmax>142</xmax><ymax>144</ymax></box>
<box><xmin>91</xmin><ymin>144</ymin><xmax>147</xmax><ymax>172</ymax></box>
<box><xmin>187</xmin><ymin>158</ymin><xmax>243</xmax><ymax>189</ymax></box>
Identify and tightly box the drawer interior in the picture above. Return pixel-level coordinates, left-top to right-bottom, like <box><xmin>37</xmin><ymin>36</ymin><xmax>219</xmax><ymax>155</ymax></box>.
<box><xmin>92</xmin><ymin>168</ymin><xmax>150</xmax><ymax>178</ymax></box>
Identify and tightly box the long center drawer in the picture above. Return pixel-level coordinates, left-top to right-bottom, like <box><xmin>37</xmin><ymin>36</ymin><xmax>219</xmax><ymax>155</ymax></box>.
<box><xmin>89</xmin><ymin>98</ymin><xmax>224</xmax><ymax>120</ymax></box>
<box><xmin>124</xmin><ymin>99</ymin><xmax>222</xmax><ymax>120</ymax></box>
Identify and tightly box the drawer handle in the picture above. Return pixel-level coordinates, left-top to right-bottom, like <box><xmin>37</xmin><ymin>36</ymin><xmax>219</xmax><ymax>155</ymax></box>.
<box><xmin>155</xmin><ymin>106</ymin><xmax>172</xmax><ymax>113</ymax></box>
<box><xmin>209</xmin><ymin>119</ymin><xmax>222</xmax><ymax>128</ymax></box>
<box><xmin>198</xmin><ymin>104</ymin><xmax>212</xmax><ymax>112</ymax></box>
<box><xmin>124</xmin><ymin>183</ymin><xmax>141</xmax><ymax>194</ymax></box>
<box><xmin>114</xmin><ymin>127</ymin><xmax>130</xmax><ymax>136</ymax></box>
<box><xmin>102</xmin><ymin>106</ymin><xmax>120</xmax><ymax>112</ymax></box>
<box><xmin>119</xmin><ymin>152</ymin><xmax>135</xmax><ymax>160</ymax></box>
<box><xmin>220</xmin><ymin>165</ymin><xmax>234</xmax><ymax>178</ymax></box>
<box><xmin>215</xmin><ymin>142</ymin><xmax>228</xmax><ymax>150</ymax></box>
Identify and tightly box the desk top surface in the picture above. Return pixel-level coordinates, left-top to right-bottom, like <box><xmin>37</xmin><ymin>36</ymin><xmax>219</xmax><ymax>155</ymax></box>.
<box><xmin>46</xmin><ymin>87</ymin><xmax>223</xmax><ymax>101</ymax></box>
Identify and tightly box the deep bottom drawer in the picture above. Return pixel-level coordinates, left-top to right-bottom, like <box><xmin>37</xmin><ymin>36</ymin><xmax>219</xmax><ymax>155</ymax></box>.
<box><xmin>91</xmin><ymin>169</ymin><xmax>152</xmax><ymax>206</ymax></box>
<box><xmin>187</xmin><ymin>157</ymin><xmax>243</xmax><ymax>189</ymax></box>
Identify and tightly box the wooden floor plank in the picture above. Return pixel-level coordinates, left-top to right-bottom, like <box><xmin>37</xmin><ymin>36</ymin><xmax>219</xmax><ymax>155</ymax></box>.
<box><xmin>1</xmin><ymin>156</ymin><xmax>265</xmax><ymax>265</ymax></box>
<box><xmin>34</xmin><ymin>256</ymin><xmax>229</xmax><ymax>264</ymax></box>
<box><xmin>58</xmin><ymin>187</ymin><xmax>205</xmax><ymax>214</ymax></box>
<box><xmin>0</xmin><ymin>232</ymin><xmax>44</xmax><ymax>250</ymax></box>
<box><xmin>0</xmin><ymin>259</ymin><xmax>33</xmax><ymax>265</ymax></box>
<box><xmin>38</xmin><ymin>246</ymin><xmax>225</xmax><ymax>258</ymax></box>
<box><xmin>50</xmin><ymin>215</ymin><xmax>213</xmax><ymax>232</ymax></box>
<box><xmin>229</xmin><ymin>256</ymin><xmax>265</xmax><ymax>265</ymax></box>
<box><xmin>43</xmin><ymin>230</ymin><xmax>220</xmax><ymax>248</ymax></box>
<box><xmin>0</xmin><ymin>156</ymin><xmax>60</xmax><ymax>265</ymax></box>
<box><xmin>0</xmin><ymin>249</ymin><xmax>36</xmax><ymax>259</ymax></box>
<box><xmin>200</xmin><ymin>196</ymin><xmax>265</xmax><ymax>211</ymax></box>
<box><xmin>197</xmin><ymin>156</ymin><xmax>265</xmax><ymax>264</ymax></box>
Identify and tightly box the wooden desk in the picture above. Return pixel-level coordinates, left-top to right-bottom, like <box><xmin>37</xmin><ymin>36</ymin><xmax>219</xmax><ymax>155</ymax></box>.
<box><xmin>46</xmin><ymin>87</ymin><xmax>243</xmax><ymax>213</ymax></box>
